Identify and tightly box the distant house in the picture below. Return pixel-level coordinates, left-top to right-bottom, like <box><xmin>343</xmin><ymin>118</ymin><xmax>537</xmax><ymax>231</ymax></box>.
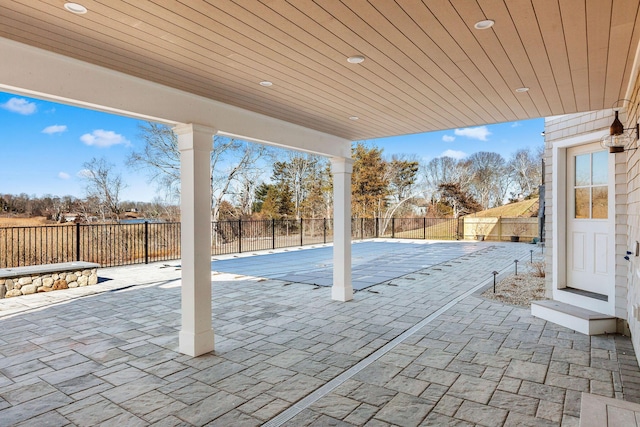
<box><xmin>63</xmin><ymin>213</ymin><xmax>79</xmax><ymax>223</ymax></box>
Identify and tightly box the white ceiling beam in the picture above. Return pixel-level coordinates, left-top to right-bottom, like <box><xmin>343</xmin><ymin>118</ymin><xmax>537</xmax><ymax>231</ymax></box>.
<box><xmin>0</xmin><ymin>37</ymin><xmax>350</xmax><ymax>158</ymax></box>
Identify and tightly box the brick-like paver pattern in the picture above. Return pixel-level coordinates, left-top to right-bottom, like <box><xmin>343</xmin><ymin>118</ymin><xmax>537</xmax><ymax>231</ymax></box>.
<box><xmin>0</xmin><ymin>241</ymin><xmax>638</xmax><ymax>426</ymax></box>
<box><xmin>288</xmin><ymin>299</ymin><xmax>640</xmax><ymax>426</ymax></box>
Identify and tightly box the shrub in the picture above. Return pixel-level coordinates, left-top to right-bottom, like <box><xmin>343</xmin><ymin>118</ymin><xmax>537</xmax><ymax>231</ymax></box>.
<box><xmin>529</xmin><ymin>261</ymin><xmax>545</xmax><ymax>277</ymax></box>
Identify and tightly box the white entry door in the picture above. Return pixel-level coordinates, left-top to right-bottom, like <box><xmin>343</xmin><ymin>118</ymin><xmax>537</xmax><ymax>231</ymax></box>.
<box><xmin>566</xmin><ymin>144</ymin><xmax>612</xmax><ymax>294</ymax></box>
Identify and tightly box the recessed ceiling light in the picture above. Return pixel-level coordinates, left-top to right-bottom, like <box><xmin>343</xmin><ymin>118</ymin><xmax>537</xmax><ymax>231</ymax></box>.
<box><xmin>64</xmin><ymin>2</ymin><xmax>87</xmax><ymax>14</ymax></box>
<box><xmin>347</xmin><ymin>55</ymin><xmax>365</xmax><ymax>64</ymax></box>
<box><xmin>259</xmin><ymin>81</ymin><xmax>273</xmax><ymax>87</ymax></box>
<box><xmin>474</xmin><ymin>19</ymin><xmax>494</xmax><ymax>30</ymax></box>
<box><xmin>349</xmin><ymin>116</ymin><xmax>359</xmax><ymax>121</ymax></box>
<box><xmin>515</xmin><ymin>87</ymin><xmax>529</xmax><ymax>93</ymax></box>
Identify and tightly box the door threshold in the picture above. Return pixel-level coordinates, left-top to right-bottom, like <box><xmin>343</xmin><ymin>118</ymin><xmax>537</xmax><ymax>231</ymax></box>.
<box><xmin>560</xmin><ymin>287</ymin><xmax>608</xmax><ymax>302</ymax></box>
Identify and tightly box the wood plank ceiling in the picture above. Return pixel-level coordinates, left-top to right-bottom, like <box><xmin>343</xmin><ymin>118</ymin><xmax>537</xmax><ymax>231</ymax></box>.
<box><xmin>1</xmin><ymin>0</ymin><xmax>639</xmax><ymax>141</ymax></box>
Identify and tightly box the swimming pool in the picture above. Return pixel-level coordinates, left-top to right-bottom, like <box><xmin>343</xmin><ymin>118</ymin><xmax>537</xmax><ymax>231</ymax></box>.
<box><xmin>211</xmin><ymin>240</ymin><xmax>485</xmax><ymax>290</ymax></box>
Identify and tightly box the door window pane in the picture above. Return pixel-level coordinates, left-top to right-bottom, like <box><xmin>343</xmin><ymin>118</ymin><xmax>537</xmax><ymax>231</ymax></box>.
<box><xmin>592</xmin><ymin>186</ymin><xmax>608</xmax><ymax>219</ymax></box>
<box><xmin>575</xmin><ymin>154</ymin><xmax>590</xmax><ymax>186</ymax></box>
<box><xmin>592</xmin><ymin>151</ymin><xmax>608</xmax><ymax>185</ymax></box>
<box><xmin>575</xmin><ymin>188</ymin><xmax>590</xmax><ymax>218</ymax></box>
<box><xmin>573</xmin><ymin>151</ymin><xmax>608</xmax><ymax>219</ymax></box>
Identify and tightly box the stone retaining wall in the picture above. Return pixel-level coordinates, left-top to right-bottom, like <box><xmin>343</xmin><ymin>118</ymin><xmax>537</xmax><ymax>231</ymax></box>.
<box><xmin>0</xmin><ymin>267</ymin><xmax>98</xmax><ymax>298</ymax></box>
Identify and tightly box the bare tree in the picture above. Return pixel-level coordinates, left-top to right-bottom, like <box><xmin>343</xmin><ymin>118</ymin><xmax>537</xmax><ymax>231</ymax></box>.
<box><xmin>150</xmin><ymin>196</ymin><xmax>180</xmax><ymax>222</ymax></box>
<box><xmin>423</xmin><ymin>157</ymin><xmax>474</xmax><ymax>194</ymax></box>
<box><xmin>211</xmin><ymin>138</ymin><xmax>268</xmax><ymax>222</ymax></box>
<box><xmin>233</xmin><ymin>174</ymin><xmax>259</xmax><ymax>217</ymax></box>
<box><xmin>128</xmin><ymin>122</ymin><xmax>180</xmax><ymax>200</ymax></box>
<box><xmin>508</xmin><ymin>148</ymin><xmax>543</xmax><ymax>198</ymax></box>
<box><xmin>423</xmin><ymin>156</ymin><xmax>457</xmax><ymax>189</ymax></box>
<box><xmin>271</xmin><ymin>152</ymin><xmax>324</xmax><ymax>219</ymax></box>
<box><xmin>79</xmin><ymin>195</ymin><xmax>102</xmax><ymax>223</ymax></box>
<box><xmin>421</xmin><ymin>156</ymin><xmax>474</xmax><ymax>214</ymax></box>
<box><xmin>467</xmin><ymin>151</ymin><xmax>507</xmax><ymax>209</ymax></box>
<box><xmin>81</xmin><ymin>157</ymin><xmax>126</xmax><ymax>221</ymax></box>
<box><xmin>128</xmin><ymin>123</ymin><xmax>269</xmax><ymax>222</ymax></box>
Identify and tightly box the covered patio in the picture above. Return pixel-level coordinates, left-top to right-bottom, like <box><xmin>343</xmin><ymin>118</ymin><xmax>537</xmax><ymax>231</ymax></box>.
<box><xmin>3</xmin><ymin>1</ymin><xmax>640</xmax><ymax>425</ymax></box>
<box><xmin>2</xmin><ymin>241</ymin><xmax>639</xmax><ymax>426</ymax></box>
<box><xmin>3</xmin><ymin>0</ymin><xmax>639</xmax><ymax>358</ymax></box>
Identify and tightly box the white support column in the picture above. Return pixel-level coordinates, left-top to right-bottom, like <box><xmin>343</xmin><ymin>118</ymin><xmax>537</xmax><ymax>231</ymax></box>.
<box><xmin>331</xmin><ymin>157</ymin><xmax>354</xmax><ymax>302</ymax></box>
<box><xmin>174</xmin><ymin>123</ymin><xmax>216</xmax><ymax>356</ymax></box>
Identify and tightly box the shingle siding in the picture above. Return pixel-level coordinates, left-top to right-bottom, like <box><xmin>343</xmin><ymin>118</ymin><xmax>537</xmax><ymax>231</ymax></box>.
<box><xmin>544</xmin><ymin>81</ymin><xmax>640</xmax><ymax>363</ymax></box>
<box><xmin>544</xmin><ymin>109</ymin><xmax>629</xmax><ymax>318</ymax></box>
<box><xmin>627</xmin><ymin>83</ymin><xmax>640</xmax><ymax>359</ymax></box>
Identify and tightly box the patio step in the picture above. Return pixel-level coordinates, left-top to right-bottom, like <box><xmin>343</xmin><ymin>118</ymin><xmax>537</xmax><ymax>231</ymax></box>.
<box><xmin>531</xmin><ymin>300</ymin><xmax>616</xmax><ymax>335</ymax></box>
<box><xmin>579</xmin><ymin>392</ymin><xmax>640</xmax><ymax>426</ymax></box>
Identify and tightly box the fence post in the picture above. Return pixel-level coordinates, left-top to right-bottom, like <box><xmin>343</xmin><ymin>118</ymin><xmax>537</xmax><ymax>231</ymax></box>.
<box><xmin>272</xmin><ymin>219</ymin><xmax>275</xmax><ymax>249</ymax></box>
<box><xmin>76</xmin><ymin>222</ymin><xmax>80</xmax><ymax>261</ymax></box>
<box><xmin>300</xmin><ymin>218</ymin><xmax>303</xmax><ymax>246</ymax></box>
<box><xmin>423</xmin><ymin>217</ymin><xmax>426</xmax><ymax>239</ymax></box>
<box><xmin>238</xmin><ymin>219</ymin><xmax>242</xmax><ymax>253</ymax></box>
<box><xmin>360</xmin><ymin>218</ymin><xmax>364</xmax><ymax>240</ymax></box>
<box><xmin>392</xmin><ymin>218</ymin><xmax>395</xmax><ymax>238</ymax></box>
<box><xmin>462</xmin><ymin>217</ymin><xmax>466</xmax><ymax>240</ymax></box>
<box><xmin>144</xmin><ymin>221</ymin><xmax>149</xmax><ymax>264</ymax></box>
<box><xmin>323</xmin><ymin>218</ymin><xmax>327</xmax><ymax>244</ymax></box>
<box><xmin>375</xmin><ymin>218</ymin><xmax>379</xmax><ymax>238</ymax></box>
<box><xmin>498</xmin><ymin>216</ymin><xmax>502</xmax><ymax>242</ymax></box>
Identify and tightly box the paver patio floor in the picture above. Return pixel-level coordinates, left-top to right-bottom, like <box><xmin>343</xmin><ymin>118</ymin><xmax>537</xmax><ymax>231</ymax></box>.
<box><xmin>0</xmin><ymin>240</ymin><xmax>639</xmax><ymax>426</ymax></box>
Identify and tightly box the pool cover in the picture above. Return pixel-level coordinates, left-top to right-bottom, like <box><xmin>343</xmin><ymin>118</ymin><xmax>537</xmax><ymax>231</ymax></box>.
<box><xmin>211</xmin><ymin>241</ymin><xmax>485</xmax><ymax>291</ymax></box>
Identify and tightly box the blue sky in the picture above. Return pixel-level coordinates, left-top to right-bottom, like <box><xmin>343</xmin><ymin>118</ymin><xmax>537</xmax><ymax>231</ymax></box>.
<box><xmin>372</xmin><ymin>119</ymin><xmax>544</xmax><ymax>160</ymax></box>
<box><xmin>0</xmin><ymin>91</ymin><xmax>544</xmax><ymax>203</ymax></box>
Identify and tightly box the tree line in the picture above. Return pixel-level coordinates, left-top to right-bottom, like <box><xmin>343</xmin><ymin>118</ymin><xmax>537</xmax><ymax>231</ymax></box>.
<box><xmin>0</xmin><ymin>192</ymin><xmax>179</xmax><ymax>223</ymax></box>
<box><xmin>2</xmin><ymin>122</ymin><xmax>542</xmax><ymax>223</ymax></box>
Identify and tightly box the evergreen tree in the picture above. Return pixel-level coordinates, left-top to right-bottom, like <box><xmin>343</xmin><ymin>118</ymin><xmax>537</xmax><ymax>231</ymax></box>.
<box><xmin>259</xmin><ymin>184</ymin><xmax>294</xmax><ymax>219</ymax></box>
<box><xmin>438</xmin><ymin>182</ymin><xmax>482</xmax><ymax>218</ymax></box>
<box><xmin>351</xmin><ymin>142</ymin><xmax>389</xmax><ymax>218</ymax></box>
<box><xmin>278</xmin><ymin>183</ymin><xmax>295</xmax><ymax>218</ymax></box>
<box><xmin>253</xmin><ymin>183</ymin><xmax>273</xmax><ymax>213</ymax></box>
<box><xmin>260</xmin><ymin>186</ymin><xmax>280</xmax><ymax>219</ymax></box>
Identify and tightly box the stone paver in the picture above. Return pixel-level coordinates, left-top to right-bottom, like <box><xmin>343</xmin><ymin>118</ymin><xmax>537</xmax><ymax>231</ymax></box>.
<box><xmin>0</xmin><ymin>240</ymin><xmax>639</xmax><ymax>426</ymax></box>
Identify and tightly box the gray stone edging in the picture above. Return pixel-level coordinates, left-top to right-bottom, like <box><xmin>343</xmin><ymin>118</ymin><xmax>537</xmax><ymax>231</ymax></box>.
<box><xmin>0</xmin><ymin>261</ymin><xmax>100</xmax><ymax>298</ymax></box>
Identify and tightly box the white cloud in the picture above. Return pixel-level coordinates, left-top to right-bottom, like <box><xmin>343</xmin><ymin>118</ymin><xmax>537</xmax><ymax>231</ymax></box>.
<box><xmin>80</xmin><ymin>129</ymin><xmax>130</xmax><ymax>148</ymax></box>
<box><xmin>511</xmin><ymin>122</ymin><xmax>521</xmax><ymax>128</ymax></box>
<box><xmin>42</xmin><ymin>125</ymin><xmax>67</xmax><ymax>135</ymax></box>
<box><xmin>442</xmin><ymin>135</ymin><xmax>455</xmax><ymax>142</ymax></box>
<box><xmin>58</xmin><ymin>172</ymin><xmax>70</xmax><ymax>180</ymax></box>
<box><xmin>454</xmin><ymin>126</ymin><xmax>491</xmax><ymax>141</ymax></box>
<box><xmin>1</xmin><ymin>97</ymin><xmax>37</xmax><ymax>115</ymax></box>
<box><xmin>440</xmin><ymin>149</ymin><xmax>467</xmax><ymax>160</ymax></box>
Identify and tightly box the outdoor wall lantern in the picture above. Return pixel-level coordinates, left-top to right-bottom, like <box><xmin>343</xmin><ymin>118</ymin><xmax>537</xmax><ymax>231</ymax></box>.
<box><xmin>601</xmin><ymin>99</ymin><xmax>639</xmax><ymax>153</ymax></box>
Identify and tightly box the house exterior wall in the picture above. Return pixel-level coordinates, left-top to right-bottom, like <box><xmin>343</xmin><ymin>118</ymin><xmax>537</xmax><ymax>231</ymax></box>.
<box><xmin>624</xmin><ymin>83</ymin><xmax>640</xmax><ymax>357</ymax></box>
<box><xmin>544</xmin><ymin>109</ymin><xmax>629</xmax><ymax>319</ymax></box>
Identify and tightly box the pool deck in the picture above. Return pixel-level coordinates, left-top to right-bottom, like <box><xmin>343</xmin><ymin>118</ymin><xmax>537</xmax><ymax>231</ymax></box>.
<box><xmin>1</xmin><ymin>239</ymin><xmax>639</xmax><ymax>426</ymax></box>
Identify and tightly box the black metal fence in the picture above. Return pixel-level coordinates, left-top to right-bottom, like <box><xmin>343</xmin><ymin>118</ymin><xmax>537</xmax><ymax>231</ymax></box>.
<box><xmin>0</xmin><ymin>222</ymin><xmax>181</xmax><ymax>269</ymax></box>
<box><xmin>0</xmin><ymin>217</ymin><xmax>464</xmax><ymax>268</ymax></box>
<box><xmin>212</xmin><ymin>218</ymin><xmax>332</xmax><ymax>255</ymax></box>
